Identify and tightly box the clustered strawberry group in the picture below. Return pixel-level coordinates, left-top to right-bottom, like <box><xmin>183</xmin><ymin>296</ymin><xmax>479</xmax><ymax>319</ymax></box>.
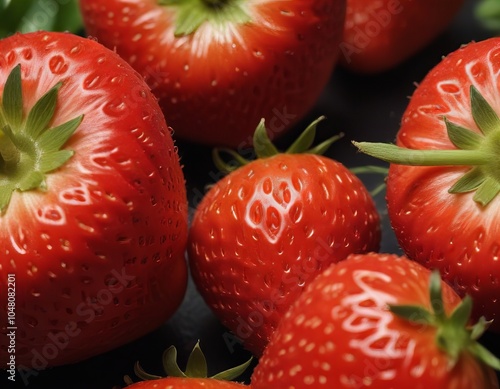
<box><xmin>1</xmin><ymin>0</ymin><xmax>500</xmax><ymax>388</ymax></box>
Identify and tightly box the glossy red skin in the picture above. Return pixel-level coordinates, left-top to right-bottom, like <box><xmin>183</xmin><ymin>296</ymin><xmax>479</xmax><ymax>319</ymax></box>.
<box><xmin>127</xmin><ymin>378</ymin><xmax>248</xmax><ymax>389</ymax></box>
<box><xmin>251</xmin><ymin>253</ymin><xmax>500</xmax><ymax>389</ymax></box>
<box><xmin>79</xmin><ymin>0</ymin><xmax>346</xmax><ymax>147</ymax></box>
<box><xmin>386</xmin><ymin>38</ymin><xmax>500</xmax><ymax>331</ymax></box>
<box><xmin>0</xmin><ymin>32</ymin><xmax>188</xmax><ymax>368</ymax></box>
<box><xmin>340</xmin><ymin>0</ymin><xmax>464</xmax><ymax>73</ymax></box>
<box><xmin>188</xmin><ymin>153</ymin><xmax>380</xmax><ymax>357</ymax></box>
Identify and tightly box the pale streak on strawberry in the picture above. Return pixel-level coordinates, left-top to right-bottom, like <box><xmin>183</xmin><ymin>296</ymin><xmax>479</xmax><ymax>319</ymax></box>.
<box><xmin>8</xmin><ymin>224</ymin><xmax>28</xmax><ymax>255</ymax></box>
<box><xmin>435</xmin><ymin>78</ymin><xmax>470</xmax><ymax>120</ymax></box>
<box><xmin>463</xmin><ymin>50</ymin><xmax>500</xmax><ymax>106</ymax></box>
<box><xmin>243</xmin><ymin>176</ymin><xmax>301</xmax><ymax>244</ymax></box>
<box><xmin>428</xmin><ymin>48</ymin><xmax>500</xmax><ymax>130</ymax></box>
<box><xmin>143</xmin><ymin>4</ymin><xmax>254</xmax><ymax>59</ymax></box>
<box><xmin>35</xmin><ymin>204</ymin><xmax>67</xmax><ymax>226</ymax></box>
<box><xmin>340</xmin><ymin>270</ymin><xmax>417</xmax><ymax>366</ymax></box>
<box><xmin>58</xmin><ymin>183</ymin><xmax>93</xmax><ymax>206</ymax></box>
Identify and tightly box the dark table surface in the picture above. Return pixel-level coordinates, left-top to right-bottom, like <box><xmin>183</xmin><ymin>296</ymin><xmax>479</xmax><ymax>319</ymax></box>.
<box><xmin>10</xmin><ymin>0</ymin><xmax>500</xmax><ymax>387</ymax></box>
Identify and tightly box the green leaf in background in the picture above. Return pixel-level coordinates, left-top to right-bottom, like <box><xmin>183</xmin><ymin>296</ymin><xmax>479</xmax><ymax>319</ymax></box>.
<box><xmin>476</xmin><ymin>0</ymin><xmax>500</xmax><ymax>33</ymax></box>
<box><xmin>0</xmin><ymin>0</ymin><xmax>83</xmax><ymax>39</ymax></box>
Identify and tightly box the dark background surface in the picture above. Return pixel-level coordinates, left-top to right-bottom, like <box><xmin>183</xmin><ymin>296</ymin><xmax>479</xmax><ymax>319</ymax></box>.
<box><xmin>5</xmin><ymin>0</ymin><xmax>500</xmax><ymax>387</ymax></box>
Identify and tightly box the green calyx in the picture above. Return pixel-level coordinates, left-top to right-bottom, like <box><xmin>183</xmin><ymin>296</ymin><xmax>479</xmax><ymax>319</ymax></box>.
<box><xmin>475</xmin><ymin>0</ymin><xmax>500</xmax><ymax>32</ymax></box>
<box><xmin>213</xmin><ymin>116</ymin><xmax>344</xmax><ymax>174</ymax></box>
<box><xmin>353</xmin><ymin>85</ymin><xmax>500</xmax><ymax>206</ymax></box>
<box><xmin>158</xmin><ymin>0</ymin><xmax>251</xmax><ymax>37</ymax></box>
<box><xmin>0</xmin><ymin>64</ymin><xmax>83</xmax><ymax>214</ymax></box>
<box><xmin>389</xmin><ymin>271</ymin><xmax>500</xmax><ymax>370</ymax></box>
<box><xmin>124</xmin><ymin>341</ymin><xmax>253</xmax><ymax>385</ymax></box>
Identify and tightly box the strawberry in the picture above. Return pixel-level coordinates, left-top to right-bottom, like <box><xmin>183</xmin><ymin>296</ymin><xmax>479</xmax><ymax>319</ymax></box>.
<box><xmin>78</xmin><ymin>0</ymin><xmax>346</xmax><ymax>147</ymax></box>
<box><xmin>251</xmin><ymin>253</ymin><xmax>500</xmax><ymax>389</ymax></box>
<box><xmin>340</xmin><ymin>0</ymin><xmax>465</xmax><ymax>73</ymax></box>
<box><xmin>188</xmin><ymin>118</ymin><xmax>381</xmax><ymax>358</ymax></box>
<box><xmin>0</xmin><ymin>31</ymin><xmax>188</xmax><ymax>370</ymax></box>
<box><xmin>354</xmin><ymin>37</ymin><xmax>500</xmax><ymax>331</ymax></box>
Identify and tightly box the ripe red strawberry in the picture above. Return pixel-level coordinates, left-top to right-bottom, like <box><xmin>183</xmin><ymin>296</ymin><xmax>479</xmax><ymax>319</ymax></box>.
<box><xmin>340</xmin><ymin>0</ymin><xmax>464</xmax><ymax>73</ymax></box>
<box><xmin>188</xmin><ymin>118</ymin><xmax>381</xmax><ymax>357</ymax></box>
<box><xmin>354</xmin><ymin>37</ymin><xmax>500</xmax><ymax>331</ymax></box>
<box><xmin>0</xmin><ymin>31</ymin><xmax>188</xmax><ymax>370</ymax></box>
<box><xmin>251</xmin><ymin>253</ymin><xmax>500</xmax><ymax>389</ymax></box>
<box><xmin>78</xmin><ymin>0</ymin><xmax>346</xmax><ymax>147</ymax></box>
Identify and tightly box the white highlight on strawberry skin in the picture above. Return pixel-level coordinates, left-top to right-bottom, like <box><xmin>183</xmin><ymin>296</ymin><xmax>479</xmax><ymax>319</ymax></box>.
<box><xmin>338</xmin><ymin>269</ymin><xmax>416</xmax><ymax>372</ymax></box>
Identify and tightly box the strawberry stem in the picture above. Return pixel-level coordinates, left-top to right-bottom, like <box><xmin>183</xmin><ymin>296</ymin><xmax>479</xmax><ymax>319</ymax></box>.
<box><xmin>353</xmin><ymin>85</ymin><xmax>500</xmax><ymax>206</ymax></box>
<box><xmin>352</xmin><ymin>143</ymin><xmax>490</xmax><ymax>166</ymax></box>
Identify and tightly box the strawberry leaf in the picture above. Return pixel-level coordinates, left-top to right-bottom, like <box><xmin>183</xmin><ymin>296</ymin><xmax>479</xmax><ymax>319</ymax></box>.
<box><xmin>0</xmin><ymin>125</ymin><xmax>22</xmax><ymax>162</ymax></box>
<box><xmin>44</xmin><ymin>0</ymin><xmax>82</xmax><ymax>33</ymax></box>
<box><xmin>17</xmin><ymin>170</ymin><xmax>44</xmax><ymax>191</ymax></box>
<box><xmin>0</xmin><ymin>0</ymin><xmax>82</xmax><ymax>38</ymax></box>
<box><xmin>429</xmin><ymin>270</ymin><xmax>446</xmax><ymax>321</ymax></box>
<box><xmin>38</xmin><ymin>115</ymin><xmax>83</xmax><ymax>153</ymax></box>
<box><xmin>470</xmin><ymin>85</ymin><xmax>500</xmax><ymax>135</ymax></box>
<box><xmin>0</xmin><ymin>64</ymin><xmax>82</xmax><ymax>213</ymax></box>
<box><xmin>308</xmin><ymin>132</ymin><xmax>344</xmax><ymax>156</ymax></box>
<box><xmin>389</xmin><ymin>270</ymin><xmax>500</xmax><ymax>370</ymax></box>
<box><xmin>473</xmin><ymin>176</ymin><xmax>500</xmax><ymax>206</ymax></box>
<box><xmin>0</xmin><ymin>183</ymin><xmax>14</xmax><ymax>211</ymax></box>
<box><xmin>38</xmin><ymin>150</ymin><xmax>74</xmax><ymax>173</ymax></box>
<box><xmin>469</xmin><ymin>342</ymin><xmax>500</xmax><ymax>370</ymax></box>
<box><xmin>3</xmin><ymin>64</ymin><xmax>23</xmax><ymax>127</ymax></box>
<box><xmin>449</xmin><ymin>167</ymin><xmax>485</xmax><ymax>194</ymax></box>
<box><xmin>212</xmin><ymin>117</ymin><xmax>343</xmax><ymax>175</ymax></box>
<box><xmin>163</xmin><ymin>345</ymin><xmax>187</xmax><ymax>378</ymax></box>
<box><xmin>449</xmin><ymin>295</ymin><xmax>473</xmax><ymax>328</ymax></box>
<box><xmin>388</xmin><ymin>304</ymin><xmax>434</xmax><ymax>324</ymax></box>
<box><xmin>171</xmin><ymin>2</ymin><xmax>208</xmax><ymax>36</ymax></box>
<box><xmin>470</xmin><ymin>316</ymin><xmax>491</xmax><ymax>341</ymax></box>
<box><xmin>133</xmin><ymin>361</ymin><xmax>164</xmax><ymax>381</ymax></box>
<box><xmin>212</xmin><ymin>147</ymin><xmax>250</xmax><ymax>174</ymax></box>
<box><xmin>253</xmin><ymin>119</ymin><xmax>279</xmax><ymax>159</ymax></box>
<box><xmin>286</xmin><ymin>116</ymin><xmax>325</xmax><ymax>154</ymax></box>
<box><xmin>476</xmin><ymin>0</ymin><xmax>500</xmax><ymax>32</ymax></box>
<box><xmin>25</xmin><ymin>82</ymin><xmax>62</xmax><ymax>140</ymax></box>
<box><xmin>159</xmin><ymin>0</ymin><xmax>251</xmax><ymax>37</ymax></box>
<box><xmin>211</xmin><ymin>356</ymin><xmax>253</xmax><ymax>381</ymax></box>
<box><xmin>0</xmin><ymin>0</ymin><xmax>37</xmax><ymax>38</ymax></box>
<box><xmin>445</xmin><ymin>118</ymin><xmax>483</xmax><ymax>150</ymax></box>
<box><xmin>125</xmin><ymin>341</ymin><xmax>252</xmax><ymax>384</ymax></box>
<box><xmin>185</xmin><ymin>341</ymin><xmax>208</xmax><ymax>378</ymax></box>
